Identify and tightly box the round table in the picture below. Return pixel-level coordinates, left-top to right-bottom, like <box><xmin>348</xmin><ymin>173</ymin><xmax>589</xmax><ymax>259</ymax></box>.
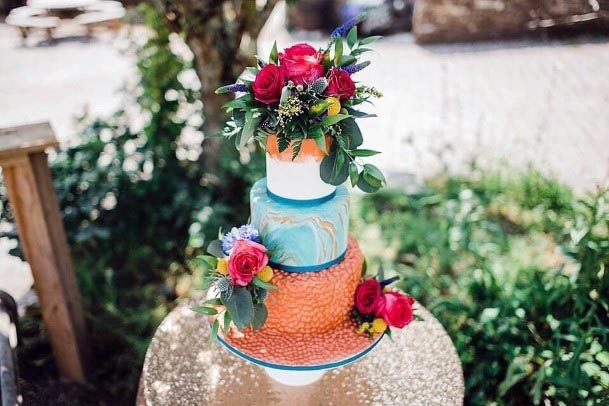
<box><xmin>137</xmin><ymin>301</ymin><xmax>464</xmax><ymax>405</ymax></box>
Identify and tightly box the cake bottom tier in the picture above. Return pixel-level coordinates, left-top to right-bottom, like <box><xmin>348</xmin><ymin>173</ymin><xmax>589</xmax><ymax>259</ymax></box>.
<box><xmin>222</xmin><ymin>319</ymin><xmax>379</xmax><ymax>367</ymax></box>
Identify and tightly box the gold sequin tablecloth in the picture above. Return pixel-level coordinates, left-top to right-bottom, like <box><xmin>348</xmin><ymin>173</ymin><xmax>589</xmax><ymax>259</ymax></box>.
<box><xmin>137</xmin><ymin>301</ymin><xmax>464</xmax><ymax>405</ymax></box>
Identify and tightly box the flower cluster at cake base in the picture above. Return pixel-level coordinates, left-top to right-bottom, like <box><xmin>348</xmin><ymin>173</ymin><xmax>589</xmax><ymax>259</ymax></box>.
<box><xmin>191</xmin><ymin>225</ymin><xmax>276</xmax><ymax>342</ymax></box>
<box><xmin>352</xmin><ymin>267</ymin><xmax>417</xmax><ymax>338</ymax></box>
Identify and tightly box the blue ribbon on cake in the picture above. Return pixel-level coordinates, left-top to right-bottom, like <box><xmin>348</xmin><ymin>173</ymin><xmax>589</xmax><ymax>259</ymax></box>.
<box><xmin>269</xmin><ymin>250</ymin><xmax>346</xmax><ymax>273</ymax></box>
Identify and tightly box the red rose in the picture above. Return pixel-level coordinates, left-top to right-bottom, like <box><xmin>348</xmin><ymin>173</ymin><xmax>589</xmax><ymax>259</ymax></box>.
<box><xmin>253</xmin><ymin>64</ymin><xmax>284</xmax><ymax>104</ymax></box>
<box><xmin>354</xmin><ymin>279</ymin><xmax>383</xmax><ymax>314</ymax></box>
<box><xmin>325</xmin><ymin>68</ymin><xmax>356</xmax><ymax>101</ymax></box>
<box><xmin>375</xmin><ymin>291</ymin><xmax>415</xmax><ymax>328</ymax></box>
<box><xmin>279</xmin><ymin>43</ymin><xmax>325</xmax><ymax>85</ymax></box>
<box><xmin>228</xmin><ymin>239</ymin><xmax>269</xmax><ymax>286</ymax></box>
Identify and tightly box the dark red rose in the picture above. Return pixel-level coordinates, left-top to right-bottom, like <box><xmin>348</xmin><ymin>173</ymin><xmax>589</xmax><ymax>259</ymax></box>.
<box><xmin>228</xmin><ymin>239</ymin><xmax>269</xmax><ymax>286</ymax></box>
<box><xmin>279</xmin><ymin>43</ymin><xmax>325</xmax><ymax>85</ymax></box>
<box><xmin>375</xmin><ymin>291</ymin><xmax>415</xmax><ymax>328</ymax></box>
<box><xmin>325</xmin><ymin>68</ymin><xmax>356</xmax><ymax>101</ymax></box>
<box><xmin>354</xmin><ymin>279</ymin><xmax>383</xmax><ymax>314</ymax></box>
<box><xmin>253</xmin><ymin>64</ymin><xmax>284</xmax><ymax>104</ymax></box>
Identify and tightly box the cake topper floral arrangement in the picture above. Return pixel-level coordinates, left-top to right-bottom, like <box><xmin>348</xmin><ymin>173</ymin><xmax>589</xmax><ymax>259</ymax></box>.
<box><xmin>216</xmin><ymin>15</ymin><xmax>386</xmax><ymax>192</ymax></box>
<box><xmin>191</xmin><ymin>225</ymin><xmax>276</xmax><ymax>342</ymax></box>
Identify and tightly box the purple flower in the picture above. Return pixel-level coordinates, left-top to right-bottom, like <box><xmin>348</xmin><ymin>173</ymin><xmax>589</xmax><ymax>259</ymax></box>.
<box><xmin>226</xmin><ymin>83</ymin><xmax>248</xmax><ymax>93</ymax></box>
<box><xmin>330</xmin><ymin>15</ymin><xmax>362</xmax><ymax>40</ymax></box>
<box><xmin>221</xmin><ymin>224</ymin><xmax>261</xmax><ymax>255</ymax></box>
<box><xmin>343</xmin><ymin>61</ymin><xmax>370</xmax><ymax>75</ymax></box>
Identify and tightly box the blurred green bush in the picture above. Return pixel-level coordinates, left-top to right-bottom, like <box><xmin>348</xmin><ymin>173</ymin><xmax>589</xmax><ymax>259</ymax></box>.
<box><xmin>0</xmin><ymin>5</ymin><xmax>263</xmax><ymax>404</ymax></box>
<box><xmin>358</xmin><ymin>171</ymin><xmax>609</xmax><ymax>405</ymax></box>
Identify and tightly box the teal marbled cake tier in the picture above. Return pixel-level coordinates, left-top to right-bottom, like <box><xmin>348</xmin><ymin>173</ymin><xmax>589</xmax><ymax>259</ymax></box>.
<box><xmin>250</xmin><ymin>178</ymin><xmax>349</xmax><ymax>269</ymax></box>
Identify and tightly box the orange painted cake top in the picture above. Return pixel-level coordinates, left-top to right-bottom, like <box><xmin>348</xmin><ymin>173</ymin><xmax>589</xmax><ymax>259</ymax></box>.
<box><xmin>266</xmin><ymin>134</ymin><xmax>330</xmax><ymax>162</ymax></box>
<box><xmin>263</xmin><ymin>238</ymin><xmax>364</xmax><ymax>335</ymax></box>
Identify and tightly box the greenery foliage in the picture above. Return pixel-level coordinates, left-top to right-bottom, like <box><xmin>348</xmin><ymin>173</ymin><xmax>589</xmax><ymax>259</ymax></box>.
<box><xmin>357</xmin><ymin>171</ymin><xmax>609</xmax><ymax>405</ymax></box>
<box><xmin>0</xmin><ymin>5</ymin><xmax>262</xmax><ymax>404</ymax></box>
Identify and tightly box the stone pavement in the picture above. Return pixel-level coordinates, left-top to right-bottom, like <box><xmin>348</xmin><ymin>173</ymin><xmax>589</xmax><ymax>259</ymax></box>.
<box><xmin>2</xmin><ymin>10</ymin><xmax>609</xmax><ymax>303</ymax></box>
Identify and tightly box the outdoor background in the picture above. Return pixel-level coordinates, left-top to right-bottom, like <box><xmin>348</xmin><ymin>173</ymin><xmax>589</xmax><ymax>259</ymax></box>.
<box><xmin>1</xmin><ymin>0</ymin><xmax>608</xmax><ymax>404</ymax></box>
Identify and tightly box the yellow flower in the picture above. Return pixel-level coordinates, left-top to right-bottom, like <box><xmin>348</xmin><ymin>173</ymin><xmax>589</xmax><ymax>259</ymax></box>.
<box><xmin>257</xmin><ymin>265</ymin><xmax>274</xmax><ymax>282</ymax></box>
<box><xmin>216</xmin><ymin>258</ymin><xmax>229</xmax><ymax>275</ymax></box>
<box><xmin>357</xmin><ymin>322</ymin><xmax>371</xmax><ymax>334</ymax></box>
<box><xmin>371</xmin><ymin>318</ymin><xmax>387</xmax><ymax>333</ymax></box>
<box><xmin>326</xmin><ymin>97</ymin><xmax>341</xmax><ymax>116</ymax></box>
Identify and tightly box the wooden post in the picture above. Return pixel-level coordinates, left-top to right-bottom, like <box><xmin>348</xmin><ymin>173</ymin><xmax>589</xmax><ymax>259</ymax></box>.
<box><xmin>0</xmin><ymin>122</ymin><xmax>88</xmax><ymax>381</ymax></box>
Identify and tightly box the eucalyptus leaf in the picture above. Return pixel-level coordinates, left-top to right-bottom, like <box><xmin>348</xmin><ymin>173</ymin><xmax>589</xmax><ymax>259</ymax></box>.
<box><xmin>359</xmin><ymin>35</ymin><xmax>382</xmax><ymax>46</ymax></box>
<box><xmin>321</xmin><ymin>114</ymin><xmax>349</xmax><ymax>127</ymax></box>
<box><xmin>207</xmin><ymin>239</ymin><xmax>225</xmax><ymax>258</ymax></box>
<box><xmin>363</xmin><ymin>164</ymin><xmax>386</xmax><ymax>184</ymax></box>
<box><xmin>191</xmin><ymin>306</ymin><xmax>218</xmax><ymax>316</ymax></box>
<box><xmin>269</xmin><ymin>41</ymin><xmax>278</xmax><ymax>64</ymax></box>
<box><xmin>252</xmin><ymin>303</ymin><xmax>268</xmax><ymax>331</ymax></box>
<box><xmin>253</xmin><ymin>277</ymin><xmax>277</xmax><ymax>290</ymax></box>
<box><xmin>240</xmin><ymin>111</ymin><xmax>261</xmax><ymax>150</ymax></box>
<box><xmin>334</xmin><ymin>38</ymin><xmax>343</xmax><ymax>65</ymax></box>
<box><xmin>349</xmin><ymin>163</ymin><xmax>359</xmax><ymax>187</ymax></box>
<box><xmin>340</xmin><ymin>118</ymin><xmax>363</xmax><ymax>148</ymax></box>
<box><xmin>350</xmin><ymin>149</ymin><xmax>380</xmax><ymax>157</ymax></box>
<box><xmin>347</xmin><ymin>26</ymin><xmax>357</xmax><ymax>49</ymax></box>
<box><xmin>223</xmin><ymin>287</ymin><xmax>254</xmax><ymax>329</ymax></box>
<box><xmin>210</xmin><ymin>319</ymin><xmax>219</xmax><ymax>343</ymax></box>
<box><xmin>356</xmin><ymin>173</ymin><xmax>381</xmax><ymax>193</ymax></box>
<box><xmin>223</xmin><ymin>312</ymin><xmax>232</xmax><ymax>333</ymax></box>
<box><xmin>320</xmin><ymin>151</ymin><xmax>349</xmax><ymax>186</ymax></box>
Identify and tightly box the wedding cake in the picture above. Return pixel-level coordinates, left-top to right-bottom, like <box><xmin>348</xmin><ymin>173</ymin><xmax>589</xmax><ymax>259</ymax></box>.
<box><xmin>193</xmin><ymin>16</ymin><xmax>415</xmax><ymax>385</ymax></box>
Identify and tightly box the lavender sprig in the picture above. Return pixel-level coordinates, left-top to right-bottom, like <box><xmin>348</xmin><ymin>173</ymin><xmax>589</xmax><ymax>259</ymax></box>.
<box><xmin>330</xmin><ymin>14</ymin><xmax>363</xmax><ymax>40</ymax></box>
<box><xmin>343</xmin><ymin>61</ymin><xmax>370</xmax><ymax>75</ymax></box>
<box><xmin>226</xmin><ymin>83</ymin><xmax>248</xmax><ymax>93</ymax></box>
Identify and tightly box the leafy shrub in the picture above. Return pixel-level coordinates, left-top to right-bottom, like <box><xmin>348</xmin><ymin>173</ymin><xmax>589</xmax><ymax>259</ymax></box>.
<box><xmin>0</xmin><ymin>5</ymin><xmax>263</xmax><ymax>404</ymax></box>
<box><xmin>358</xmin><ymin>171</ymin><xmax>609</xmax><ymax>405</ymax></box>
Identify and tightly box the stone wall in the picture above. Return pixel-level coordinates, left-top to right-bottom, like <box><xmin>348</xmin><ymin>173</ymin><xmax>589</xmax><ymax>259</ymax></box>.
<box><xmin>413</xmin><ymin>0</ymin><xmax>603</xmax><ymax>43</ymax></box>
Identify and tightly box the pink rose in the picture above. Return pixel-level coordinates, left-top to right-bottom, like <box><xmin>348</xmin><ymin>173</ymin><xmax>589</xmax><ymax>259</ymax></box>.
<box><xmin>354</xmin><ymin>279</ymin><xmax>383</xmax><ymax>314</ymax></box>
<box><xmin>375</xmin><ymin>291</ymin><xmax>415</xmax><ymax>328</ymax></box>
<box><xmin>279</xmin><ymin>43</ymin><xmax>325</xmax><ymax>84</ymax></box>
<box><xmin>228</xmin><ymin>239</ymin><xmax>269</xmax><ymax>286</ymax></box>
<box><xmin>325</xmin><ymin>68</ymin><xmax>356</xmax><ymax>101</ymax></box>
<box><xmin>253</xmin><ymin>64</ymin><xmax>285</xmax><ymax>104</ymax></box>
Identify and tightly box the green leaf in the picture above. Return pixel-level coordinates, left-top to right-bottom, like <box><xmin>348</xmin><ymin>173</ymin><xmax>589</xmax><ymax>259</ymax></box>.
<box><xmin>240</xmin><ymin>111</ymin><xmax>261</xmax><ymax>150</ymax></box>
<box><xmin>210</xmin><ymin>319</ymin><xmax>219</xmax><ymax>343</ymax></box>
<box><xmin>359</xmin><ymin>36</ymin><xmax>382</xmax><ymax>46</ymax></box>
<box><xmin>321</xmin><ymin>114</ymin><xmax>349</xmax><ymax>127</ymax></box>
<box><xmin>334</xmin><ymin>38</ymin><xmax>343</xmax><ymax>66</ymax></box>
<box><xmin>204</xmin><ymin>298</ymin><xmax>223</xmax><ymax>306</ymax></box>
<box><xmin>191</xmin><ymin>306</ymin><xmax>218</xmax><ymax>316</ymax></box>
<box><xmin>215</xmin><ymin>85</ymin><xmax>231</xmax><ymax>94</ymax></box>
<box><xmin>363</xmin><ymin>164</ymin><xmax>386</xmax><ymax>184</ymax></box>
<box><xmin>349</xmin><ymin>163</ymin><xmax>359</xmax><ymax>187</ymax></box>
<box><xmin>596</xmin><ymin>351</ymin><xmax>609</xmax><ymax>366</ymax></box>
<box><xmin>347</xmin><ymin>26</ymin><xmax>357</xmax><ymax>49</ymax></box>
<box><xmin>253</xmin><ymin>277</ymin><xmax>277</xmax><ymax>290</ymax></box>
<box><xmin>356</xmin><ymin>173</ymin><xmax>381</xmax><ymax>193</ymax></box>
<box><xmin>320</xmin><ymin>150</ymin><xmax>349</xmax><ymax>186</ymax></box>
<box><xmin>223</xmin><ymin>312</ymin><xmax>232</xmax><ymax>333</ymax></box>
<box><xmin>223</xmin><ymin>287</ymin><xmax>254</xmax><ymax>329</ymax></box>
<box><xmin>338</xmin><ymin>55</ymin><xmax>357</xmax><ymax>67</ymax></box>
<box><xmin>269</xmin><ymin>41</ymin><xmax>278</xmax><ymax>64</ymax></box>
<box><xmin>223</xmin><ymin>94</ymin><xmax>253</xmax><ymax>110</ymax></box>
<box><xmin>207</xmin><ymin>240</ymin><xmax>225</xmax><ymax>258</ymax></box>
<box><xmin>346</xmin><ymin>108</ymin><xmax>376</xmax><ymax>118</ymax></box>
<box><xmin>350</xmin><ymin>149</ymin><xmax>380</xmax><ymax>157</ymax></box>
<box><xmin>350</xmin><ymin>47</ymin><xmax>373</xmax><ymax>56</ymax></box>
<box><xmin>252</xmin><ymin>303</ymin><xmax>268</xmax><ymax>331</ymax></box>
<box><xmin>340</xmin><ymin>118</ymin><xmax>363</xmax><ymax>148</ymax></box>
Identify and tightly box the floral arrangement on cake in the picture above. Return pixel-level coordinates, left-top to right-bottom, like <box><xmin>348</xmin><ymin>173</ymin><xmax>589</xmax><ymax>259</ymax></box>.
<box><xmin>191</xmin><ymin>225</ymin><xmax>276</xmax><ymax>342</ymax></box>
<box><xmin>352</xmin><ymin>267</ymin><xmax>416</xmax><ymax>338</ymax></box>
<box><xmin>216</xmin><ymin>15</ymin><xmax>386</xmax><ymax>192</ymax></box>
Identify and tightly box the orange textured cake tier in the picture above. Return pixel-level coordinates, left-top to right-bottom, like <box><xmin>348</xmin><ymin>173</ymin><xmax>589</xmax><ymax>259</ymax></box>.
<box><xmin>262</xmin><ymin>238</ymin><xmax>363</xmax><ymax>336</ymax></box>
<box><xmin>224</xmin><ymin>318</ymin><xmax>378</xmax><ymax>366</ymax></box>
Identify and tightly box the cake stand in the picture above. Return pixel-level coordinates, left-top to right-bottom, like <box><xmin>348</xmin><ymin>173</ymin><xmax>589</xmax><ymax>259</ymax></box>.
<box><xmin>137</xmin><ymin>299</ymin><xmax>464</xmax><ymax>405</ymax></box>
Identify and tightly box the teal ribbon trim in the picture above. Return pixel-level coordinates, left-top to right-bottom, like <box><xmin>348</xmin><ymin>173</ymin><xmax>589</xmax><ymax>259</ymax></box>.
<box><xmin>269</xmin><ymin>250</ymin><xmax>346</xmax><ymax>273</ymax></box>
<box><xmin>266</xmin><ymin>189</ymin><xmax>336</xmax><ymax>206</ymax></box>
<box><xmin>217</xmin><ymin>333</ymin><xmax>384</xmax><ymax>371</ymax></box>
